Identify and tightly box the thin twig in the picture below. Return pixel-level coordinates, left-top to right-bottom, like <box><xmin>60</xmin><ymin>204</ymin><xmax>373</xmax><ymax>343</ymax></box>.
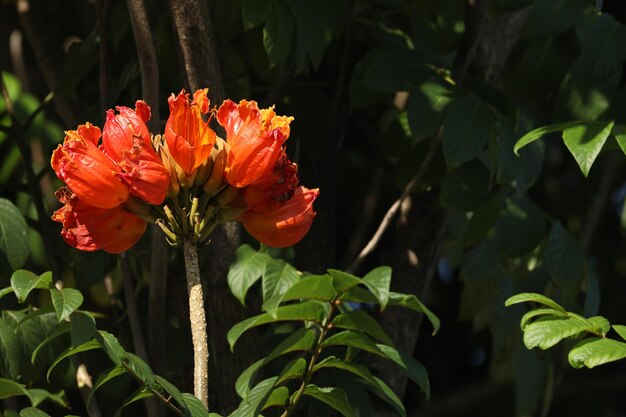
<box><xmin>183</xmin><ymin>240</ymin><xmax>209</xmax><ymax>408</ymax></box>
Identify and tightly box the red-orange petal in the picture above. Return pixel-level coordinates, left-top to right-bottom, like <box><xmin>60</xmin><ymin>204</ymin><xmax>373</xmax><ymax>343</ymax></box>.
<box><xmin>51</xmin><ymin>128</ymin><xmax>129</xmax><ymax>209</ymax></box>
<box><xmin>103</xmin><ymin>103</ymin><xmax>153</xmax><ymax>162</ymax></box>
<box><xmin>241</xmin><ymin>186</ymin><xmax>318</xmax><ymax>248</ymax></box>
<box><xmin>164</xmin><ymin>89</ymin><xmax>216</xmax><ymax>176</ymax></box>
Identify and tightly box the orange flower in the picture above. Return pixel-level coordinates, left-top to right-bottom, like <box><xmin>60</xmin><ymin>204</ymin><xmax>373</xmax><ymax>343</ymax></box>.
<box><xmin>240</xmin><ymin>186</ymin><xmax>319</xmax><ymax>248</ymax></box>
<box><xmin>217</xmin><ymin>99</ymin><xmax>293</xmax><ymax>188</ymax></box>
<box><xmin>243</xmin><ymin>153</ymin><xmax>299</xmax><ymax>212</ymax></box>
<box><xmin>165</xmin><ymin>89</ymin><xmax>216</xmax><ymax>177</ymax></box>
<box><xmin>51</xmin><ymin>124</ymin><xmax>129</xmax><ymax>209</ymax></box>
<box><xmin>104</xmin><ymin>102</ymin><xmax>170</xmax><ymax>205</ymax></box>
<box><xmin>52</xmin><ymin>188</ymin><xmax>146</xmax><ymax>254</ymax></box>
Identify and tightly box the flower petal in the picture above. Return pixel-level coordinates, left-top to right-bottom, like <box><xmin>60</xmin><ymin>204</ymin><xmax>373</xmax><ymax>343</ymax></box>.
<box><xmin>103</xmin><ymin>103</ymin><xmax>153</xmax><ymax>162</ymax></box>
<box><xmin>241</xmin><ymin>186</ymin><xmax>318</xmax><ymax>248</ymax></box>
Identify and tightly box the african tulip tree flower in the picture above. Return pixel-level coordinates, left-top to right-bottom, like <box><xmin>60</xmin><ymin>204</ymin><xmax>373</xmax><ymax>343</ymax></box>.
<box><xmin>165</xmin><ymin>89</ymin><xmax>216</xmax><ymax>177</ymax></box>
<box><xmin>240</xmin><ymin>186</ymin><xmax>319</xmax><ymax>248</ymax></box>
<box><xmin>52</xmin><ymin>188</ymin><xmax>146</xmax><ymax>253</ymax></box>
<box><xmin>217</xmin><ymin>99</ymin><xmax>293</xmax><ymax>188</ymax></box>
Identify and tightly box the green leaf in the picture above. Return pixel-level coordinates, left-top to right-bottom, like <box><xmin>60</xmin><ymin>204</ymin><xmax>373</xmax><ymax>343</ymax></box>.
<box><xmin>0</xmin><ymin>198</ymin><xmax>29</xmax><ymax>270</ymax></box>
<box><xmin>332</xmin><ymin>310</ymin><xmax>393</xmax><ymax>345</ymax></box>
<box><xmin>388</xmin><ymin>292</ymin><xmax>440</xmax><ymax>335</ymax></box>
<box><xmin>513</xmin><ymin>121</ymin><xmax>581</xmax><ymax>155</ymax></box>
<box><xmin>361</xmin><ymin>47</ymin><xmax>432</xmax><ymax>93</ymax></box>
<box><xmin>613</xmin><ymin>325</ymin><xmax>626</xmax><ymax>342</ymax></box>
<box><xmin>95</xmin><ymin>331</ymin><xmax>126</xmax><ymax>365</ymax></box>
<box><xmin>613</xmin><ymin>124</ymin><xmax>626</xmax><ymax>156</ymax></box>
<box><xmin>19</xmin><ymin>408</ymin><xmax>51</xmax><ymax>417</ymax></box>
<box><xmin>50</xmin><ymin>288</ymin><xmax>84</xmax><ymax>322</ymax></box>
<box><xmin>574</xmin><ymin>14</ymin><xmax>626</xmax><ymax>83</ymax></box>
<box><xmin>47</xmin><ymin>339</ymin><xmax>100</xmax><ymax>381</ymax></box>
<box><xmin>496</xmin><ymin>117</ymin><xmax>544</xmax><ymax>188</ymax></box>
<box><xmin>113</xmin><ymin>387</ymin><xmax>153</xmax><ymax>417</ymax></box>
<box><xmin>505</xmin><ymin>293</ymin><xmax>566</xmax><ymax>312</ymax></box>
<box><xmin>0</xmin><ymin>378</ymin><xmax>26</xmax><ymax>400</ymax></box>
<box><xmin>526</xmin><ymin>0</ymin><xmax>588</xmax><ymax>36</ymax></box>
<box><xmin>0</xmin><ymin>286</ymin><xmax>14</xmax><ymax>299</ymax></box>
<box><xmin>562</xmin><ymin>120</ymin><xmax>613</xmax><ymax>176</ymax></box>
<box><xmin>70</xmin><ymin>312</ymin><xmax>96</xmax><ymax>347</ymax></box>
<box><xmin>26</xmin><ymin>388</ymin><xmax>68</xmax><ymax>408</ymax></box>
<box><xmin>228</xmin><ymin>244</ymin><xmax>271</xmax><ymax>305</ymax></box>
<box><xmin>277</xmin><ymin>274</ymin><xmax>336</xmax><ymax>306</ymax></box>
<box><xmin>359</xmin><ymin>267</ymin><xmax>392</xmax><ymax>311</ymax></box>
<box><xmin>520</xmin><ymin>308</ymin><xmax>568</xmax><ymax>330</ymax></box>
<box><xmin>31</xmin><ymin>321</ymin><xmax>71</xmax><ymax>365</ymax></box>
<box><xmin>375</xmin><ymin>344</ymin><xmax>431</xmax><ymax>399</ymax></box>
<box><xmin>339</xmin><ymin>286</ymin><xmax>378</xmax><ymax>304</ymax></box>
<box><xmin>276</xmin><ymin>357</ymin><xmax>307</xmax><ymax>385</ymax></box>
<box><xmin>321</xmin><ymin>330</ymin><xmax>384</xmax><ymax>356</ymax></box>
<box><xmin>442</xmin><ymin>95</ymin><xmax>495</xmax><ymax>169</ymax></box>
<box><xmin>261</xmin><ymin>258</ymin><xmax>299</xmax><ymax>312</ymax></box>
<box><xmin>568</xmin><ymin>337</ymin><xmax>626</xmax><ymax>369</ymax></box>
<box><xmin>303</xmin><ymin>385</ymin><xmax>356</xmax><ymax>417</ymax></box>
<box><xmin>89</xmin><ymin>366</ymin><xmax>127</xmax><ymax>408</ymax></box>
<box><xmin>182</xmin><ymin>393</ymin><xmax>211</xmax><ymax>417</ymax></box>
<box><xmin>228</xmin><ymin>300</ymin><xmax>327</xmax><ymax>350</ymax></box>
<box><xmin>407</xmin><ymin>80</ymin><xmax>456</xmax><ymax>143</ymax></box>
<box><xmin>10</xmin><ymin>270</ymin><xmax>52</xmax><ymax>303</ymax></box>
<box><xmin>368</xmin><ymin>376</ymin><xmax>406</xmax><ymax>417</ymax></box>
<box><xmin>545</xmin><ymin>222</ymin><xmax>585</xmax><ymax>284</ymax></box>
<box><xmin>241</xmin><ymin>0</ymin><xmax>271</xmax><ymax>29</ymax></box>
<box><xmin>263</xmin><ymin>1</ymin><xmax>295</xmax><ymax>67</ymax></box>
<box><xmin>262</xmin><ymin>387</ymin><xmax>289</xmax><ymax>410</ymax></box>
<box><xmin>493</xmin><ymin>196</ymin><xmax>546</xmax><ymax>257</ymax></box>
<box><xmin>522</xmin><ymin>315</ymin><xmax>595</xmax><ymax>350</ymax></box>
<box><xmin>122</xmin><ymin>353</ymin><xmax>155</xmax><ymax>386</ymax></box>
<box><xmin>230</xmin><ymin>377</ymin><xmax>278</xmax><ymax>417</ymax></box>
<box><xmin>236</xmin><ymin>328</ymin><xmax>316</xmax><ymax>399</ymax></box>
<box><xmin>327</xmin><ymin>269</ymin><xmax>363</xmax><ymax>293</ymax></box>
<box><xmin>0</xmin><ymin>320</ymin><xmax>21</xmax><ymax>379</ymax></box>
<box><xmin>154</xmin><ymin>375</ymin><xmax>187</xmax><ymax>411</ymax></box>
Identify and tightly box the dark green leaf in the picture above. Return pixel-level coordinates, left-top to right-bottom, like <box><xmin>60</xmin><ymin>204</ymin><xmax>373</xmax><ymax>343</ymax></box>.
<box><xmin>407</xmin><ymin>80</ymin><xmax>456</xmax><ymax>143</ymax></box>
<box><xmin>241</xmin><ymin>0</ymin><xmax>271</xmax><ymax>29</ymax></box>
<box><xmin>0</xmin><ymin>320</ymin><xmax>21</xmax><ymax>379</ymax></box>
<box><xmin>321</xmin><ymin>330</ymin><xmax>384</xmax><ymax>356</ymax></box>
<box><xmin>228</xmin><ymin>300</ymin><xmax>327</xmax><ymax>350</ymax></box>
<box><xmin>493</xmin><ymin>197</ymin><xmax>546</xmax><ymax>257</ymax></box>
<box><xmin>47</xmin><ymin>340</ymin><xmax>100</xmax><ymax>381</ymax></box>
<box><xmin>332</xmin><ymin>310</ymin><xmax>393</xmax><ymax>345</ymax></box>
<box><xmin>303</xmin><ymin>385</ymin><xmax>356</xmax><ymax>417</ymax></box>
<box><xmin>70</xmin><ymin>312</ymin><xmax>96</xmax><ymax>347</ymax></box>
<box><xmin>10</xmin><ymin>270</ymin><xmax>52</xmax><ymax>303</ymax></box>
<box><xmin>440</xmin><ymin>160</ymin><xmax>491</xmax><ymax>211</ymax></box>
<box><xmin>89</xmin><ymin>366</ymin><xmax>127</xmax><ymax>408</ymax></box>
<box><xmin>442</xmin><ymin>95</ymin><xmax>495</xmax><ymax>169</ymax></box>
<box><xmin>562</xmin><ymin>120</ymin><xmax>613</xmax><ymax>176</ymax></box>
<box><xmin>278</xmin><ymin>275</ymin><xmax>336</xmax><ymax>305</ymax></box>
<box><xmin>361</xmin><ymin>267</ymin><xmax>391</xmax><ymax>310</ymax></box>
<box><xmin>276</xmin><ymin>357</ymin><xmax>307</xmax><ymax>384</ymax></box>
<box><xmin>182</xmin><ymin>393</ymin><xmax>211</xmax><ymax>417</ymax></box>
<box><xmin>496</xmin><ymin>117</ymin><xmax>544</xmax><ymax>188</ymax></box>
<box><xmin>388</xmin><ymin>292</ymin><xmax>440</xmax><ymax>335</ymax></box>
<box><xmin>113</xmin><ymin>387</ymin><xmax>153</xmax><ymax>417</ymax></box>
<box><xmin>154</xmin><ymin>375</ymin><xmax>187</xmax><ymax>411</ymax></box>
<box><xmin>230</xmin><ymin>377</ymin><xmax>277</xmax><ymax>417</ymax></box>
<box><xmin>31</xmin><ymin>321</ymin><xmax>70</xmax><ymax>364</ymax></box>
<box><xmin>95</xmin><ymin>331</ymin><xmax>126</xmax><ymax>365</ymax></box>
<box><xmin>228</xmin><ymin>244</ymin><xmax>271</xmax><ymax>305</ymax></box>
<box><xmin>262</xmin><ymin>387</ymin><xmax>289</xmax><ymax>410</ymax></box>
<box><xmin>613</xmin><ymin>124</ymin><xmax>626</xmax><ymax>156</ymax></box>
<box><xmin>50</xmin><ymin>288</ymin><xmax>84</xmax><ymax>322</ymax></box>
<box><xmin>0</xmin><ymin>198</ymin><xmax>29</xmax><ymax>270</ymax></box>
<box><xmin>339</xmin><ymin>286</ymin><xmax>378</xmax><ymax>304</ymax></box>
<box><xmin>122</xmin><ymin>353</ymin><xmax>155</xmax><ymax>386</ymax></box>
<box><xmin>526</xmin><ymin>0</ymin><xmax>588</xmax><ymax>36</ymax></box>
<box><xmin>261</xmin><ymin>258</ymin><xmax>299</xmax><ymax>312</ymax></box>
<box><xmin>285</xmin><ymin>0</ymin><xmax>335</xmax><ymax>71</ymax></box>
<box><xmin>545</xmin><ymin>222</ymin><xmax>585</xmax><ymax>284</ymax></box>
<box><xmin>0</xmin><ymin>378</ymin><xmax>26</xmax><ymax>400</ymax></box>
<box><xmin>568</xmin><ymin>337</ymin><xmax>626</xmax><ymax>368</ymax></box>
<box><xmin>375</xmin><ymin>344</ymin><xmax>430</xmax><ymax>399</ymax></box>
<box><xmin>514</xmin><ymin>121</ymin><xmax>581</xmax><ymax>154</ymax></box>
<box><xmin>361</xmin><ymin>47</ymin><xmax>433</xmax><ymax>93</ymax></box>
<box><xmin>263</xmin><ymin>1</ymin><xmax>295</xmax><ymax>66</ymax></box>
<box><xmin>574</xmin><ymin>14</ymin><xmax>626</xmax><ymax>83</ymax></box>
<box><xmin>327</xmin><ymin>269</ymin><xmax>363</xmax><ymax>293</ymax></box>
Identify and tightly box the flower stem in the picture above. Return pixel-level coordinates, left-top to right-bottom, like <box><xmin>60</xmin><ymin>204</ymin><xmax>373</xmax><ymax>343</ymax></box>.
<box><xmin>183</xmin><ymin>239</ymin><xmax>209</xmax><ymax>409</ymax></box>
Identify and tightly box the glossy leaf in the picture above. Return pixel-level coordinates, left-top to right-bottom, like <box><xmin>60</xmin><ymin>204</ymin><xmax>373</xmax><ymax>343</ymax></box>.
<box><xmin>230</xmin><ymin>377</ymin><xmax>277</xmax><ymax>417</ymax></box>
<box><xmin>361</xmin><ymin>267</ymin><xmax>391</xmax><ymax>310</ymax></box>
<box><xmin>505</xmin><ymin>293</ymin><xmax>566</xmax><ymax>312</ymax></box>
<box><xmin>47</xmin><ymin>339</ymin><xmax>100</xmax><ymax>381</ymax></box>
<box><xmin>388</xmin><ymin>292</ymin><xmax>440</xmax><ymax>335</ymax></box>
<box><xmin>568</xmin><ymin>337</ymin><xmax>626</xmax><ymax>369</ymax></box>
<box><xmin>303</xmin><ymin>385</ymin><xmax>356</xmax><ymax>417</ymax></box>
<box><xmin>613</xmin><ymin>325</ymin><xmax>626</xmax><ymax>342</ymax></box>
<box><xmin>95</xmin><ymin>331</ymin><xmax>126</xmax><ymax>365</ymax></box>
<box><xmin>545</xmin><ymin>222</ymin><xmax>585</xmax><ymax>284</ymax></box>
<box><xmin>275</xmin><ymin>274</ymin><xmax>336</xmax><ymax>307</ymax></box>
<box><xmin>332</xmin><ymin>310</ymin><xmax>393</xmax><ymax>345</ymax></box>
<box><xmin>327</xmin><ymin>269</ymin><xmax>363</xmax><ymax>293</ymax></box>
<box><xmin>228</xmin><ymin>300</ymin><xmax>327</xmax><ymax>350</ymax></box>
<box><xmin>262</xmin><ymin>387</ymin><xmax>289</xmax><ymax>410</ymax></box>
<box><xmin>10</xmin><ymin>270</ymin><xmax>52</xmax><ymax>303</ymax></box>
<box><xmin>228</xmin><ymin>244</ymin><xmax>271</xmax><ymax>305</ymax></box>
<box><xmin>375</xmin><ymin>344</ymin><xmax>431</xmax><ymax>399</ymax></box>
<box><xmin>70</xmin><ymin>311</ymin><xmax>96</xmax><ymax>347</ymax></box>
<box><xmin>50</xmin><ymin>288</ymin><xmax>84</xmax><ymax>322</ymax></box>
<box><xmin>261</xmin><ymin>258</ymin><xmax>300</xmax><ymax>312</ymax></box>
<box><xmin>321</xmin><ymin>330</ymin><xmax>384</xmax><ymax>356</ymax></box>
<box><xmin>520</xmin><ymin>308</ymin><xmax>568</xmax><ymax>330</ymax></box>
<box><xmin>562</xmin><ymin>120</ymin><xmax>613</xmax><ymax>176</ymax></box>
<box><xmin>522</xmin><ymin>315</ymin><xmax>596</xmax><ymax>350</ymax></box>
<box><xmin>513</xmin><ymin>121</ymin><xmax>580</xmax><ymax>154</ymax></box>
<box><xmin>154</xmin><ymin>375</ymin><xmax>187</xmax><ymax>411</ymax></box>
<box><xmin>122</xmin><ymin>353</ymin><xmax>156</xmax><ymax>386</ymax></box>
<box><xmin>0</xmin><ymin>378</ymin><xmax>26</xmax><ymax>400</ymax></box>
<box><xmin>182</xmin><ymin>392</ymin><xmax>211</xmax><ymax>417</ymax></box>
<box><xmin>441</xmin><ymin>95</ymin><xmax>495</xmax><ymax>169</ymax></box>
<box><xmin>0</xmin><ymin>198</ymin><xmax>29</xmax><ymax>270</ymax></box>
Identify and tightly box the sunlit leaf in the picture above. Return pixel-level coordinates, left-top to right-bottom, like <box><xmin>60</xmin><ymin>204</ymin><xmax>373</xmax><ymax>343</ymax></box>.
<box><xmin>10</xmin><ymin>270</ymin><xmax>52</xmax><ymax>303</ymax></box>
<box><xmin>50</xmin><ymin>288</ymin><xmax>84</xmax><ymax>322</ymax></box>
<box><xmin>568</xmin><ymin>337</ymin><xmax>626</xmax><ymax>369</ymax></box>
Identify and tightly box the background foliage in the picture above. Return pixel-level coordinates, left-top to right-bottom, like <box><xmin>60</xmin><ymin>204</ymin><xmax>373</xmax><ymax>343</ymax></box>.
<box><xmin>2</xmin><ymin>0</ymin><xmax>626</xmax><ymax>416</ymax></box>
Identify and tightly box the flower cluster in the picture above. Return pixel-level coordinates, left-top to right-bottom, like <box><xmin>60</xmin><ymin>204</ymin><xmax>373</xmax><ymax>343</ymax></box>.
<box><xmin>51</xmin><ymin>89</ymin><xmax>318</xmax><ymax>253</ymax></box>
